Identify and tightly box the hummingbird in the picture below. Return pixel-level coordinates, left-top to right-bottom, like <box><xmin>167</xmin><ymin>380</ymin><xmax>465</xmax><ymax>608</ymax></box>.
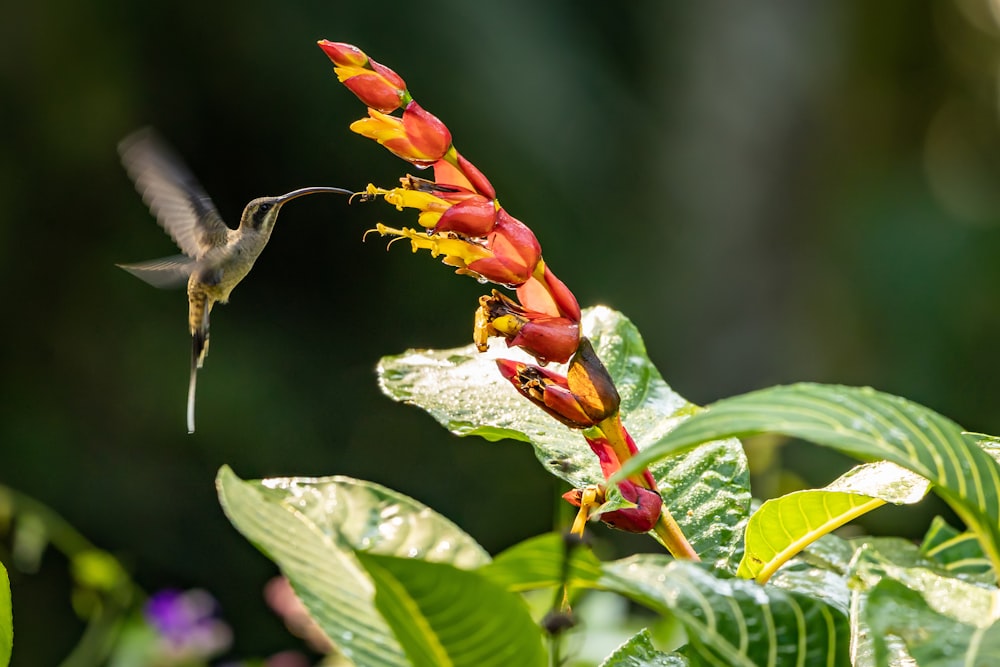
<box><xmin>117</xmin><ymin>128</ymin><xmax>351</xmax><ymax>433</ymax></box>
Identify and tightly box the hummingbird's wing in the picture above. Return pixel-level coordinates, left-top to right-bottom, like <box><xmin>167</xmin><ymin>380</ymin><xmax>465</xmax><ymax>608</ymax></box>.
<box><xmin>119</xmin><ymin>128</ymin><xmax>231</xmax><ymax>259</ymax></box>
<box><xmin>116</xmin><ymin>253</ymin><xmax>196</xmax><ymax>289</ymax></box>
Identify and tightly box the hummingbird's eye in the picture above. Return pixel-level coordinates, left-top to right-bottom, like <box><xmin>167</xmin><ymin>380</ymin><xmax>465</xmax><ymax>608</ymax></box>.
<box><xmin>251</xmin><ymin>202</ymin><xmax>273</xmax><ymax>228</ymax></box>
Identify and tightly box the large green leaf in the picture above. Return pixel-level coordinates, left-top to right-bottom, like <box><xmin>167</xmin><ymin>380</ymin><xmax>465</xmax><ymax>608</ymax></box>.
<box><xmin>599</xmin><ymin>628</ymin><xmax>688</xmax><ymax>667</ymax></box>
<box><xmin>920</xmin><ymin>515</ymin><xmax>994</xmax><ymax>578</ymax></box>
<box><xmin>377</xmin><ymin>306</ymin><xmax>750</xmax><ymax>564</ymax></box>
<box><xmin>0</xmin><ymin>562</ymin><xmax>9</xmax><ymax>667</ymax></box>
<box><xmin>738</xmin><ymin>461</ymin><xmax>929</xmax><ymax>582</ymax></box>
<box><xmin>617</xmin><ymin>383</ymin><xmax>1000</xmax><ymax>575</ymax></box>
<box><xmin>865</xmin><ymin>579</ymin><xmax>1000</xmax><ymax>666</ymax></box>
<box><xmin>216</xmin><ymin>466</ymin><xmax>490</xmax><ymax>667</ymax></box>
<box><xmin>479</xmin><ymin>532</ymin><xmax>602</xmax><ymax>592</ymax></box>
<box><xmin>849</xmin><ymin>538</ymin><xmax>998</xmax><ymax>629</ymax></box>
<box><xmin>598</xmin><ymin>556</ymin><xmax>851</xmax><ymax>667</ymax></box>
<box><xmin>356</xmin><ymin>553</ymin><xmax>545</xmax><ymax>667</ymax></box>
<box><xmin>843</xmin><ymin>536</ymin><xmax>999</xmax><ymax>666</ymax></box>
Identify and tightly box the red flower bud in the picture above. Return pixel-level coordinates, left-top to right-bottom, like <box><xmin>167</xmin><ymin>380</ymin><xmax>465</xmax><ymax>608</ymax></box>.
<box><xmin>319</xmin><ymin>42</ymin><xmax>408</xmax><ymax>112</ymax></box>
<box><xmin>566</xmin><ymin>337</ymin><xmax>620</xmax><ymax>425</ymax></box>
<box><xmin>432</xmin><ymin>159</ymin><xmax>477</xmax><ymax>193</ymax></box>
<box><xmin>516</xmin><ymin>264</ymin><xmax>581</xmax><ymax>321</ymax></box>
<box><xmin>368</xmin><ymin>59</ymin><xmax>406</xmax><ymax>92</ymax></box>
<box><xmin>454</xmin><ymin>151</ymin><xmax>495</xmax><ymax>200</ymax></box>
<box><xmin>350</xmin><ymin>101</ymin><xmax>452</xmax><ymax>167</ymax></box>
<box><xmin>476</xmin><ymin>291</ymin><xmax>580</xmax><ymax>363</ymax></box>
<box><xmin>432</xmin><ymin>196</ymin><xmax>497</xmax><ymax>236</ymax></box>
<box><xmin>399</xmin><ymin>101</ymin><xmax>451</xmax><ymax>162</ymax></box>
<box><xmin>341</xmin><ymin>73</ymin><xmax>406</xmax><ymax>113</ymax></box>
<box><xmin>562</xmin><ymin>482</ymin><xmax>662</xmax><ymax>533</ymax></box>
<box><xmin>317</xmin><ymin>40</ymin><xmax>369</xmax><ymax>67</ymax></box>
<box><xmin>466</xmin><ymin>209</ymin><xmax>541</xmax><ymax>286</ymax></box>
<box><xmin>495</xmin><ymin>360</ymin><xmax>596</xmax><ymax>428</ymax></box>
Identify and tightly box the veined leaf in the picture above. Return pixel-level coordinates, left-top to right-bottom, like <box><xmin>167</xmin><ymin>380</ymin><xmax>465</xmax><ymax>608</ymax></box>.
<box><xmin>920</xmin><ymin>515</ymin><xmax>994</xmax><ymax>579</ymax></box>
<box><xmin>616</xmin><ymin>383</ymin><xmax>1000</xmax><ymax>576</ymax></box>
<box><xmin>0</xmin><ymin>561</ymin><xmax>9</xmax><ymax>667</ymax></box>
<box><xmin>216</xmin><ymin>466</ymin><xmax>490</xmax><ymax>667</ymax></box>
<box><xmin>738</xmin><ymin>461</ymin><xmax>930</xmax><ymax>582</ymax></box>
<box><xmin>357</xmin><ymin>553</ymin><xmax>545</xmax><ymax>667</ymax></box>
<box><xmin>479</xmin><ymin>532</ymin><xmax>602</xmax><ymax>592</ymax></box>
<box><xmin>378</xmin><ymin>307</ymin><xmax>750</xmax><ymax>565</ymax></box>
<box><xmin>865</xmin><ymin>579</ymin><xmax>1000</xmax><ymax>666</ymax></box>
<box><xmin>849</xmin><ymin>539</ymin><xmax>999</xmax><ymax>629</ymax></box>
<box><xmin>599</xmin><ymin>628</ymin><xmax>688</xmax><ymax>667</ymax></box>
<box><xmin>598</xmin><ymin>555</ymin><xmax>850</xmax><ymax>667</ymax></box>
<box><xmin>845</xmin><ymin>536</ymin><xmax>1000</xmax><ymax>665</ymax></box>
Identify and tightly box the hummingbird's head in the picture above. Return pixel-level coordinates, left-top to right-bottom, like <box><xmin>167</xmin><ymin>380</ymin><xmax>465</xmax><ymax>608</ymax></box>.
<box><xmin>240</xmin><ymin>187</ymin><xmax>353</xmax><ymax>233</ymax></box>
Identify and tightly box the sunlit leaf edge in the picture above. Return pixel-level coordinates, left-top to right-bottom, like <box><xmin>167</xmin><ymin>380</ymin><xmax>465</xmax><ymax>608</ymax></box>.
<box><xmin>616</xmin><ymin>383</ymin><xmax>1000</xmax><ymax>577</ymax></box>
<box><xmin>216</xmin><ymin>466</ymin><xmax>408</xmax><ymax>667</ymax></box>
<box><xmin>598</xmin><ymin>556</ymin><xmax>850</xmax><ymax>667</ymax></box>
<box><xmin>357</xmin><ymin>552</ymin><xmax>547</xmax><ymax>667</ymax></box>
<box><xmin>0</xmin><ymin>562</ymin><xmax>10</xmax><ymax>667</ymax></box>
<box><xmin>738</xmin><ymin>461</ymin><xmax>931</xmax><ymax>582</ymax></box>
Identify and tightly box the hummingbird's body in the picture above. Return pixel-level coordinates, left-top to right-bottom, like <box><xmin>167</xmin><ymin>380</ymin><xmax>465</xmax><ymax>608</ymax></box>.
<box><xmin>117</xmin><ymin>128</ymin><xmax>350</xmax><ymax>433</ymax></box>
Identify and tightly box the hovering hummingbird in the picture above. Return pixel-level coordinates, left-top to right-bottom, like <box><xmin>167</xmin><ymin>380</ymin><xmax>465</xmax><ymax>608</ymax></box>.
<box><xmin>117</xmin><ymin>128</ymin><xmax>351</xmax><ymax>433</ymax></box>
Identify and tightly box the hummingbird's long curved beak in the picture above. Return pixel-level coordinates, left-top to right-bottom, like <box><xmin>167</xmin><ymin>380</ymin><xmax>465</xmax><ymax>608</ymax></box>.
<box><xmin>275</xmin><ymin>186</ymin><xmax>354</xmax><ymax>204</ymax></box>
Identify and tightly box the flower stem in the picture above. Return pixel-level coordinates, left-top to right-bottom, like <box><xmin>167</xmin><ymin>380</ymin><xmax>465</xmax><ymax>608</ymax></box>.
<box><xmin>652</xmin><ymin>507</ymin><xmax>700</xmax><ymax>560</ymax></box>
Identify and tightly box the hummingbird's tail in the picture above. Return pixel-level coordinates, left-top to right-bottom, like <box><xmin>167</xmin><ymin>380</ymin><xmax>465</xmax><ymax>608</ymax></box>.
<box><xmin>187</xmin><ymin>359</ymin><xmax>198</xmax><ymax>435</ymax></box>
<box><xmin>187</xmin><ymin>306</ymin><xmax>210</xmax><ymax>434</ymax></box>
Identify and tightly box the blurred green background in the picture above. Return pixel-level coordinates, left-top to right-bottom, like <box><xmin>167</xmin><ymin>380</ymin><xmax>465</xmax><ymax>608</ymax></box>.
<box><xmin>5</xmin><ymin>0</ymin><xmax>1000</xmax><ymax>663</ymax></box>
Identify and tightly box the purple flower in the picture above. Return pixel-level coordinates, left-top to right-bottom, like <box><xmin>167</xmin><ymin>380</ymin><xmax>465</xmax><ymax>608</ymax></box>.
<box><xmin>144</xmin><ymin>589</ymin><xmax>232</xmax><ymax>659</ymax></box>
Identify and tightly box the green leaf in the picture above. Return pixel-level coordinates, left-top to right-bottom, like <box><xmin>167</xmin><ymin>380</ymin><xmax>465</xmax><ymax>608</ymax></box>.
<box><xmin>844</xmin><ymin>536</ymin><xmax>1000</xmax><ymax>665</ymax></box>
<box><xmin>617</xmin><ymin>383</ymin><xmax>1000</xmax><ymax>575</ymax></box>
<box><xmin>479</xmin><ymin>533</ymin><xmax>602</xmax><ymax>592</ymax></box>
<box><xmin>920</xmin><ymin>515</ymin><xmax>994</xmax><ymax>578</ymax></box>
<box><xmin>849</xmin><ymin>538</ymin><xmax>997</xmax><ymax>628</ymax></box>
<box><xmin>0</xmin><ymin>562</ymin><xmax>10</xmax><ymax>667</ymax></box>
<box><xmin>598</xmin><ymin>556</ymin><xmax>851</xmax><ymax>667</ymax></box>
<box><xmin>378</xmin><ymin>307</ymin><xmax>750</xmax><ymax>565</ymax></box>
<box><xmin>356</xmin><ymin>553</ymin><xmax>545</xmax><ymax>667</ymax></box>
<box><xmin>865</xmin><ymin>578</ymin><xmax>1000</xmax><ymax>666</ymax></box>
<box><xmin>599</xmin><ymin>628</ymin><xmax>688</xmax><ymax>667</ymax></box>
<box><xmin>738</xmin><ymin>461</ymin><xmax>930</xmax><ymax>582</ymax></box>
<box><xmin>216</xmin><ymin>466</ymin><xmax>490</xmax><ymax>667</ymax></box>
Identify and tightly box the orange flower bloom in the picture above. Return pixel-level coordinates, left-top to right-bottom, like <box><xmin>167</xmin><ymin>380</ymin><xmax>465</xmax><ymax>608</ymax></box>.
<box><xmin>318</xmin><ymin>41</ymin><xmax>407</xmax><ymax>113</ymax></box>
<box><xmin>350</xmin><ymin>101</ymin><xmax>451</xmax><ymax>166</ymax></box>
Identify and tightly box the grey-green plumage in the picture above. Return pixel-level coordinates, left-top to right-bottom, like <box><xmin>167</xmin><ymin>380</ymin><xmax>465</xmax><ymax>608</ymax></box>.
<box><xmin>117</xmin><ymin>128</ymin><xmax>351</xmax><ymax>433</ymax></box>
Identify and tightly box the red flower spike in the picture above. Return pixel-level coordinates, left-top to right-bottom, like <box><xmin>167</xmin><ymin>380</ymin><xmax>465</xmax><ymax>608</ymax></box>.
<box><xmin>454</xmin><ymin>152</ymin><xmax>495</xmax><ymax>199</ymax></box>
<box><xmin>466</xmin><ymin>209</ymin><xmax>541</xmax><ymax>286</ymax></box>
<box><xmin>495</xmin><ymin>360</ymin><xmax>596</xmax><ymax>428</ymax></box>
<box><xmin>566</xmin><ymin>337</ymin><xmax>620</xmax><ymax>425</ymax></box>
<box><xmin>432</xmin><ymin>196</ymin><xmax>497</xmax><ymax>236</ymax></box>
<box><xmin>318</xmin><ymin>40</ymin><xmax>368</xmax><ymax>68</ymax></box>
